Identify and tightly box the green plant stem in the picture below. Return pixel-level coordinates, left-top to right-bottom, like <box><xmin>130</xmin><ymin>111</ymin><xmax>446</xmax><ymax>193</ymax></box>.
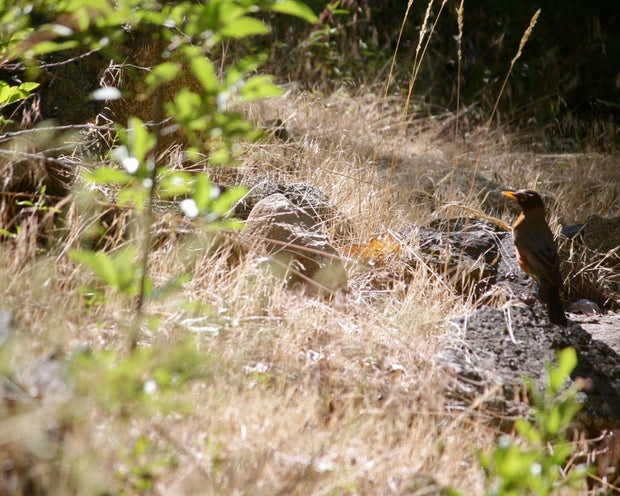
<box><xmin>134</xmin><ymin>85</ymin><xmax>164</xmax><ymax>342</ymax></box>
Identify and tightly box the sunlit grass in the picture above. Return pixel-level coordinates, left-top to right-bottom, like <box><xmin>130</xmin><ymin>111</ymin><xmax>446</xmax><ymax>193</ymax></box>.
<box><xmin>2</xmin><ymin>85</ymin><xmax>618</xmax><ymax>494</ymax></box>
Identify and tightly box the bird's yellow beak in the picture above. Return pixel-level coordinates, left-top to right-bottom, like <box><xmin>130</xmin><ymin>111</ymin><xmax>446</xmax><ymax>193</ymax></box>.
<box><xmin>502</xmin><ymin>191</ymin><xmax>518</xmax><ymax>201</ymax></box>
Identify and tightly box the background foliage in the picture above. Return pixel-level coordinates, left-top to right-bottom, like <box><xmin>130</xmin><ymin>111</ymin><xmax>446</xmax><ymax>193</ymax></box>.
<box><xmin>263</xmin><ymin>0</ymin><xmax>619</xmax><ymax>150</ymax></box>
<box><xmin>2</xmin><ymin>0</ymin><xmax>617</xmax><ymax>149</ymax></box>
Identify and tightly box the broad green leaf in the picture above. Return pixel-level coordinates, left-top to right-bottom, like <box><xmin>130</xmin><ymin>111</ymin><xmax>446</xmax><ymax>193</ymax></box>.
<box><xmin>209</xmin><ymin>146</ymin><xmax>230</xmax><ymax>165</ymax></box>
<box><xmin>159</xmin><ymin>170</ymin><xmax>194</xmax><ymax>197</ymax></box>
<box><xmin>191</xmin><ymin>57</ymin><xmax>218</xmax><ymax>92</ymax></box>
<box><xmin>240</xmin><ymin>75</ymin><xmax>283</xmax><ymax>100</ymax></box>
<box><xmin>84</xmin><ymin>166</ymin><xmax>133</xmax><ymax>185</ymax></box>
<box><xmin>145</xmin><ymin>62</ymin><xmax>182</xmax><ymax>88</ymax></box>
<box><xmin>28</xmin><ymin>39</ymin><xmax>79</xmax><ymax>57</ymax></box>
<box><xmin>0</xmin><ymin>83</ymin><xmax>17</xmax><ymax>105</ymax></box>
<box><xmin>0</xmin><ymin>81</ymin><xmax>39</xmax><ymax>105</ymax></box>
<box><xmin>171</xmin><ymin>89</ymin><xmax>202</xmax><ymax>121</ymax></box>
<box><xmin>19</xmin><ymin>82</ymin><xmax>39</xmax><ymax>92</ymax></box>
<box><xmin>68</xmin><ymin>1</ymin><xmax>115</xmax><ymax>30</ymax></box>
<box><xmin>220</xmin><ymin>17</ymin><xmax>270</xmax><ymax>38</ymax></box>
<box><xmin>126</xmin><ymin>117</ymin><xmax>156</xmax><ymax>163</ymax></box>
<box><xmin>211</xmin><ymin>185</ymin><xmax>246</xmax><ymax>215</ymax></box>
<box><xmin>193</xmin><ymin>173</ymin><xmax>212</xmax><ymax>212</ymax></box>
<box><xmin>71</xmin><ymin>249</ymin><xmax>119</xmax><ymax>287</ymax></box>
<box><xmin>270</xmin><ymin>0</ymin><xmax>318</xmax><ymax>23</ymax></box>
<box><xmin>215</xmin><ymin>2</ymin><xmax>246</xmax><ymax>25</ymax></box>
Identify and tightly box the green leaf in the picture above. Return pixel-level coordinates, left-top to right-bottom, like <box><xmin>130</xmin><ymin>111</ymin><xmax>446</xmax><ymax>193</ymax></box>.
<box><xmin>209</xmin><ymin>146</ymin><xmax>230</xmax><ymax>165</ymax></box>
<box><xmin>270</xmin><ymin>0</ymin><xmax>318</xmax><ymax>23</ymax></box>
<box><xmin>114</xmin><ymin>246</ymin><xmax>140</xmax><ymax>294</ymax></box>
<box><xmin>0</xmin><ymin>81</ymin><xmax>40</xmax><ymax>105</ymax></box>
<box><xmin>126</xmin><ymin>117</ymin><xmax>157</xmax><ymax>163</ymax></box>
<box><xmin>514</xmin><ymin>418</ymin><xmax>541</xmax><ymax>444</ymax></box>
<box><xmin>145</xmin><ymin>62</ymin><xmax>182</xmax><ymax>88</ymax></box>
<box><xmin>545</xmin><ymin>404</ymin><xmax>562</xmax><ymax>436</ymax></box>
<box><xmin>557</xmin><ymin>347</ymin><xmax>578</xmax><ymax>379</ymax></box>
<box><xmin>190</xmin><ymin>57</ymin><xmax>218</xmax><ymax>92</ymax></box>
<box><xmin>19</xmin><ymin>82</ymin><xmax>40</xmax><ymax>93</ymax></box>
<box><xmin>211</xmin><ymin>185</ymin><xmax>246</xmax><ymax>215</ymax></box>
<box><xmin>551</xmin><ymin>442</ymin><xmax>575</xmax><ymax>463</ymax></box>
<box><xmin>71</xmin><ymin>249</ymin><xmax>120</xmax><ymax>287</ymax></box>
<box><xmin>240</xmin><ymin>75</ymin><xmax>283</xmax><ymax>100</ymax></box>
<box><xmin>227</xmin><ymin>218</ymin><xmax>244</xmax><ymax>231</ymax></box>
<box><xmin>153</xmin><ymin>367</ymin><xmax>172</xmax><ymax>387</ymax></box>
<box><xmin>193</xmin><ymin>173</ymin><xmax>212</xmax><ymax>212</ymax></box>
<box><xmin>27</xmin><ymin>39</ymin><xmax>79</xmax><ymax>57</ymax></box>
<box><xmin>220</xmin><ymin>16</ymin><xmax>270</xmax><ymax>38</ymax></box>
<box><xmin>170</xmin><ymin>89</ymin><xmax>203</xmax><ymax>123</ymax></box>
<box><xmin>549</xmin><ymin>347</ymin><xmax>577</xmax><ymax>393</ymax></box>
<box><xmin>159</xmin><ymin>170</ymin><xmax>194</xmax><ymax>197</ymax></box>
<box><xmin>118</xmin><ymin>187</ymin><xmax>148</xmax><ymax>211</ymax></box>
<box><xmin>84</xmin><ymin>166</ymin><xmax>133</xmax><ymax>185</ymax></box>
<box><xmin>214</xmin><ymin>2</ymin><xmax>246</xmax><ymax>25</ymax></box>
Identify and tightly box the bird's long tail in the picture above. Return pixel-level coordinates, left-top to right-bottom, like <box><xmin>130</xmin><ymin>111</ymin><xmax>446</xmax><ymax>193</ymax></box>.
<box><xmin>541</xmin><ymin>284</ymin><xmax>568</xmax><ymax>326</ymax></box>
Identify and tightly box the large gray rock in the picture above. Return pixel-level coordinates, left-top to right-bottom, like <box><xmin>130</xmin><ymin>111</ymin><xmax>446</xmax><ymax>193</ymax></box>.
<box><xmin>405</xmin><ymin>216</ymin><xmax>619</xmax><ymax>311</ymax></box>
<box><xmin>564</xmin><ymin>215</ymin><xmax>620</xmax><ymax>254</ymax></box>
<box><xmin>441</xmin><ymin>304</ymin><xmax>620</xmax><ymax>429</ymax></box>
<box><xmin>402</xmin><ymin>219</ymin><xmax>532</xmax><ymax>302</ymax></box>
<box><xmin>235</xmin><ymin>181</ymin><xmax>352</xmax><ymax>239</ymax></box>
<box><xmin>243</xmin><ymin>193</ymin><xmax>347</xmax><ymax>293</ymax></box>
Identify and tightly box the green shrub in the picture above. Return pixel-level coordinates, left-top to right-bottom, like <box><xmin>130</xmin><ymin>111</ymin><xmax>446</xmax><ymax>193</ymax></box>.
<box><xmin>479</xmin><ymin>348</ymin><xmax>590</xmax><ymax>495</ymax></box>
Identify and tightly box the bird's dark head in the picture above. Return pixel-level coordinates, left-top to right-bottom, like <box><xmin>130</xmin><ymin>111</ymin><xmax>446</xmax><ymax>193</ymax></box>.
<box><xmin>502</xmin><ymin>189</ymin><xmax>545</xmax><ymax>213</ymax></box>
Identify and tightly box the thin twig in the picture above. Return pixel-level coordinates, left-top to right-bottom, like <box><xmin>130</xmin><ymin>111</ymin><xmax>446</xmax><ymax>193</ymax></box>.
<box><xmin>37</xmin><ymin>48</ymin><xmax>102</xmax><ymax>68</ymax></box>
<box><xmin>0</xmin><ymin>148</ymin><xmax>76</xmax><ymax>168</ymax></box>
<box><xmin>0</xmin><ymin>123</ymin><xmax>115</xmax><ymax>142</ymax></box>
<box><xmin>503</xmin><ymin>304</ymin><xmax>517</xmax><ymax>344</ymax></box>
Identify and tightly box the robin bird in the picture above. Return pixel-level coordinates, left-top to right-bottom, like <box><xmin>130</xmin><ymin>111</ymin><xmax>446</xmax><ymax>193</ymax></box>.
<box><xmin>503</xmin><ymin>189</ymin><xmax>568</xmax><ymax>326</ymax></box>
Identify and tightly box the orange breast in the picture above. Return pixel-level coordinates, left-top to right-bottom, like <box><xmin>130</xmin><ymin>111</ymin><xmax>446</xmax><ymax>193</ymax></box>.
<box><xmin>516</xmin><ymin>249</ymin><xmax>530</xmax><ymax>275</ymax></box>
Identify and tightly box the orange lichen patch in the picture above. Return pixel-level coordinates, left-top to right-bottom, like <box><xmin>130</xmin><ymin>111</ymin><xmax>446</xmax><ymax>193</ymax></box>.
<box><xmin>345</xmin><ymin>232</ymin><xmax>402</xmax><ymax>264</ymax></box>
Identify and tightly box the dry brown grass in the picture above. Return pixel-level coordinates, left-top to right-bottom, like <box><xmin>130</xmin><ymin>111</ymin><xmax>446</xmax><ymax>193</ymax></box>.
<box><xmin>1</xmin><ymin>85</ymin><xmax>619</xmax><ymax>495</ymax></box>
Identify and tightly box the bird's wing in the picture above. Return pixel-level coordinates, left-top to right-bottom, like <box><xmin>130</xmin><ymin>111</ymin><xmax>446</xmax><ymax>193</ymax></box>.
<box><xmin>515</xmin><ymin>228</ymin><xmax>563</xmax><ymax>289</ymax></box>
